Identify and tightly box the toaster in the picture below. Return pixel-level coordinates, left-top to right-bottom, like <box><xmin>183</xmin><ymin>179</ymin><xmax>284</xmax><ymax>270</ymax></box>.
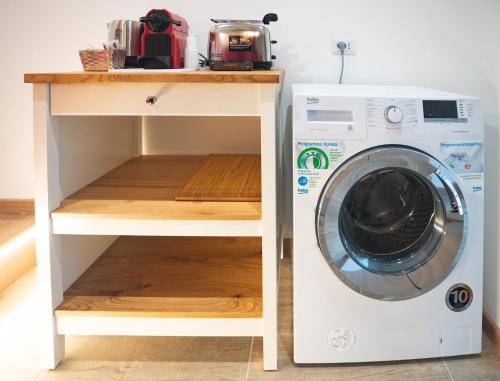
<box><xmin>208</xmin><ymin>13</ymin><xmax>278</xmax><ymax>71</ymax></box>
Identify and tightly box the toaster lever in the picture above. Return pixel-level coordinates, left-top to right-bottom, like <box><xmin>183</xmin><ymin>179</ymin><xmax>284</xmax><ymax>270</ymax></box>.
<box><xmin>271</xmin><ymin>40</ymin><xmax>278</xmax><ymax>44</ymax></box>
<box><xmin>262</xmin><ymin>13</ymin><xmax>278</xmax><ymax>25</ymax></box>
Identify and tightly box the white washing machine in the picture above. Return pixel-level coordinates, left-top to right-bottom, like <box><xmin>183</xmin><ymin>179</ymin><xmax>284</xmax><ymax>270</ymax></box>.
<box><xmin>292</xmin><ymin>85</ymin><xmax>484</xmax><ymax>363</ymax></box>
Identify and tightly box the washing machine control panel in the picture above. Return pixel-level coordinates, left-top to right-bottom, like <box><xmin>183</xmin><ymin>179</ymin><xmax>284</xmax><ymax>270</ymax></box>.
<box><xmin>367</xmin><ymin>98</ymin><xmax>420</xmax><ymax>129</ymax></box>
<box><xmin>293</xmin><ymin>92</ymin><xmax>482</xmax><ymax>140</ymax></box>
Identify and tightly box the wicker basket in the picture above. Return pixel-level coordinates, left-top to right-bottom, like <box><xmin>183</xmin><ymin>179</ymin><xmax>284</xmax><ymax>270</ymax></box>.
<box><xmin>79</xmin><ymin>49</ymin><xmax>112</xmax><ymax>72</ymax></box>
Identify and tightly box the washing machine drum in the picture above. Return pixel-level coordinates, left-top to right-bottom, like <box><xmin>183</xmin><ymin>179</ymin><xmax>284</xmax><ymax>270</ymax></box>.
<box><xmin>316</xmin><ymin>146</ymin><xmax>466</xmax><ymax>301</ymax></box>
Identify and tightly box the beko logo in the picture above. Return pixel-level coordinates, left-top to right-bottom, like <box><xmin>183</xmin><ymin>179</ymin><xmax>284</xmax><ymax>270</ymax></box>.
<box><xmin>307</xmin><ymin>97</ymin><xmax>319</xmax><ymax>104</ymax></box>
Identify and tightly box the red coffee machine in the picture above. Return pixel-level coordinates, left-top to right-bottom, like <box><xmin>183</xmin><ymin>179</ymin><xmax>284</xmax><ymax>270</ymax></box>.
<box><xmin>138</xmin><ymin>9</ymin><xmax>188</xmax><ymax>69</ymax></box>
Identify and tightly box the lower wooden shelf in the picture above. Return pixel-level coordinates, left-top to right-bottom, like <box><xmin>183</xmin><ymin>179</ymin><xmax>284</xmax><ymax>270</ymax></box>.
<box><xmin>55</xmin><ymin>236</ymin><xmax>262</xmax><ymax>319</ymax></box>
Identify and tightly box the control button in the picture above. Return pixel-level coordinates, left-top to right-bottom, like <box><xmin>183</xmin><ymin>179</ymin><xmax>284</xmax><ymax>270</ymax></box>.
<box><xmin>384</xmin><ymin>105</ymin><xmax>404</xmax><ymax>124</ymax></box>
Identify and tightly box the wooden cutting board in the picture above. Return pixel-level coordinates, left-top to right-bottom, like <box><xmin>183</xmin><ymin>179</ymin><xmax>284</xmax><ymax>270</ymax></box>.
<box><xmin>175</xmin><ymin>154</ymin><xmax>261</xmax><ymax>201</ymax></box>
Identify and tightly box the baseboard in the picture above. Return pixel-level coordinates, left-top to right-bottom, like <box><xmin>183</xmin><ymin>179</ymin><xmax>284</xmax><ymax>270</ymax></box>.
<box><xmin>483</xmin><ymin>311</ymin><xmax>500</xmax><ymax>354</ymax></box>
<box><xmin>0</xmin><ymin>199</ymin><xmax>35</xmax><ymax>215</ymax></box>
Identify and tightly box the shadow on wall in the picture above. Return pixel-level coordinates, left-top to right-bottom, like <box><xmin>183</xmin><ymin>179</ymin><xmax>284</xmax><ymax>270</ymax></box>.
<box><xmin>483</xmin><ymin>123</ymin><xmax>499</xmax><ymax>319</ymax></box>
<box><xmin>282</xmin><ymin>105</ymin><xmax>294</xmax><ymax>238</ymax></box>
<box><xmin>277</xmin><ymin>43</ymin><xmax>318</xmax><ymax>239</ymax></box>
<box><xmin>276</xmin><ymin>43</ymin><xmax>313</xmax><ymax>84</ymax></box>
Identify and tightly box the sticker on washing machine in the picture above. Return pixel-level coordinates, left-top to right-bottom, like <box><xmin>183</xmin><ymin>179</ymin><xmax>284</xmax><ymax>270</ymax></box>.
<box><xmin>296</xmin><ymin>141</ymin><xmax>344</xmax><ymax>170</ymax></box>
<box><xmin>295</xmin><ymin>141</ymin><xmax>344</xmax><ymax>194</ymax></box>
<box><xmin>440</xmin><ymin>141</ymin><xmax>484</xmax><ymax>192</ymax></box>
<box><xmin>445</xmin><ymin>284</ymin><xmax>473</xmax><ymax>312</ymax></box>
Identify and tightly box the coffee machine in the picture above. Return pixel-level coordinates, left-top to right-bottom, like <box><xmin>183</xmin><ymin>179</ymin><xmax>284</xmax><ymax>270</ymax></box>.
<box><xmin>138</xmin><ymin>9</ymin><xmax>189</xmax><ymax>69</ymax></box>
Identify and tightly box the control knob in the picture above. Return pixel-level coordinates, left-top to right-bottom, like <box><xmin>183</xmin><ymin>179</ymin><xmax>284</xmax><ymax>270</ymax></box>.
<box><xmin>384</xmin><ymin>105</ymin><xmax>404</xmax><ymax>124</ymax></box>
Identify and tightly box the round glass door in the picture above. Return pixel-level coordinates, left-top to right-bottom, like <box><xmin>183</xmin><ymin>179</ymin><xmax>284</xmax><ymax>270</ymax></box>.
<box><xmin>316</xmin><ymin>146</ymin><xmax>467</xmax><ymax>301</ymax></box>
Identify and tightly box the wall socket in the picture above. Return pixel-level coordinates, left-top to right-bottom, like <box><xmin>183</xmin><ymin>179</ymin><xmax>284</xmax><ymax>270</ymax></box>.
<box><xmin>332</xmin><ymin>39</ymin><xmax>356</xmax><ymax>55</ymax></box>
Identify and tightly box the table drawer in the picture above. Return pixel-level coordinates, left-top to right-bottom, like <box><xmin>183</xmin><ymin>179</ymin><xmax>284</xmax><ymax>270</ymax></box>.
<box><xmin>51</xmin><ymin>83</ymin><xmax>260</xmax><ymax>116</ymax></box>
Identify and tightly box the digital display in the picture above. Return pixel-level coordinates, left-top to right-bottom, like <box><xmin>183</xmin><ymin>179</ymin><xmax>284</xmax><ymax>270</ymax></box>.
<box><xmin>307</xmin><ymin>110</ymin><xmax>354</xmax><ymax>123</ymax></box>
<box><xmin>423</xmin><ymin>100</ymin><xmax>458</xmax><ymax>119</ymax></box>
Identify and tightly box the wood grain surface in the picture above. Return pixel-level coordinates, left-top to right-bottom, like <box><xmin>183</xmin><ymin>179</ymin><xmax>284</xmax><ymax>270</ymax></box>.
<box><xmin>0</xmin><ymin>199</ymin><xmax>34</xmax><ymax>214</ymax></box>
<box><xmin>0</xmin><ymin>214</ymin><xmax>35</xmax><ymax>293</ymax></box>
<box><xmin>24</xmin><ymin>70</ymin><xmax>283</xmax><ymax>84</ymax></box>
<box><xmin>176</xmin><ymin>154</ymin><xmax>261</xmax><ymax>201</ymax></box>
<box><xmin>56</xmin><ymin>236</ymin><xmax>262</xmax><ymax>318</ymax></box>
<box><xmin>52</xmin><ymin>155</ymin><xmax>261</xmax><ymax>220</ymax></box>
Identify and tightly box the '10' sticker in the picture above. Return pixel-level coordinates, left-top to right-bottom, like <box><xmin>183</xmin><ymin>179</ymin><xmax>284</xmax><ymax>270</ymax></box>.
<box><xmin>446</xmin><ymin>284</ymin><xmax>473</xmax><ymax>312</ymax></box>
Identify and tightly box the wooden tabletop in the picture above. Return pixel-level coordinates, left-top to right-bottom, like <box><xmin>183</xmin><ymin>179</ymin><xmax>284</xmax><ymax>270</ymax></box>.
<box><xmin>24</xmin><ymin>69</ymin><xmax>283</xmax><ymax>84</ymax></box>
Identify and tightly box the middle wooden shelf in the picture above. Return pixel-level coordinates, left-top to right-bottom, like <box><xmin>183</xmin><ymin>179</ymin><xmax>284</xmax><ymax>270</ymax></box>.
<box><xmin>51</xmin><ymin>155</ymin><xmax>262</xmax><ymax>237</ymax></box>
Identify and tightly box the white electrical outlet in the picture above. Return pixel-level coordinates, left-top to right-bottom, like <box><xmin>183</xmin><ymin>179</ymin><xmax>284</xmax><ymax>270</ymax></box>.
<box><xmin>332</xmin><ymin>39</ymin><xmax>356</xmax><ymax>55</ymax></box>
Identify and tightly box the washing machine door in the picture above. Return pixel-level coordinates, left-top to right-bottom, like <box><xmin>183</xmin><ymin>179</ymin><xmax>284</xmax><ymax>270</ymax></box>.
<box><xmin>316</xmin><ymin>145</ymin><xmax>467</xmax><ymax>301</ymax></box>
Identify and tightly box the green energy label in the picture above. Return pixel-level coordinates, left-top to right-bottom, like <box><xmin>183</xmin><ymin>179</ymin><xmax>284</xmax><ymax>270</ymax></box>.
<box><xmin>297</xmin><ymin>147</ymin><xmax>329</xmax><ymax>169</ymax></box>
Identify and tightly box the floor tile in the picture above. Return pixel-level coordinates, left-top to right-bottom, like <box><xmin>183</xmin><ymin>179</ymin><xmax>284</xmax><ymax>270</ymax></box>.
<box><xmin>442</xmin><ymin>335</ymin><xmax>500</xmax><ymax>381</ymax></box>
<box><xmin>36</xmin><ymin>362</ymin><xmax>125</xmax><ymax>381</ymax></box>
<box><xmin>37</xmin><ymin>336</ymin><xmax>251</xmax><ymax>381</ymax></box>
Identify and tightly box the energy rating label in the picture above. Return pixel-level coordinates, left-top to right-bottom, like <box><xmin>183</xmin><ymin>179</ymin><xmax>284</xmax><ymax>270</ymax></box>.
<box><xmin>296</xmin><ymin>141</ymin><xmax>344</xmax><ymax>170</ymax></box>
<box><xmin>295</xmin><ymin>141</ymin><xmax>344</xmax><ymax>194</ymax></box>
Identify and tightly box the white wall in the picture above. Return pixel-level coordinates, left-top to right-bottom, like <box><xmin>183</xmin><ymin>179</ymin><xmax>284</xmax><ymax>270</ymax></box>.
<box><xmin>1</xmin><ymin>1</ymin><xmax>499</xmax><ymax>326</ymax></box>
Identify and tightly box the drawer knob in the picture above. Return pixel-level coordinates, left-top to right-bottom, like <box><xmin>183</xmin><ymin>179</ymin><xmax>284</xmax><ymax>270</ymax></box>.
<box><xmin>146</xmin><ymin>96</ymin><xmax>158</xmax><ymax>105</ymax></box>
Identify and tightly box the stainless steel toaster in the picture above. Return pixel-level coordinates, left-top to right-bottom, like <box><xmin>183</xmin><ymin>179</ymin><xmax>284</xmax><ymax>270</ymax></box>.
<box><xmin>208</xmin><ymin>13</ymin><xmax>278</xmax><ymax>71</ymax></box>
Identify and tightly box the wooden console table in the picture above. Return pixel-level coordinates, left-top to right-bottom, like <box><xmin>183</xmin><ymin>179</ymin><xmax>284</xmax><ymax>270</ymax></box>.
<box><xmin>24</xmin><ymin>70</ymin><xmax>283</xmax><ymax>370</ymax></box>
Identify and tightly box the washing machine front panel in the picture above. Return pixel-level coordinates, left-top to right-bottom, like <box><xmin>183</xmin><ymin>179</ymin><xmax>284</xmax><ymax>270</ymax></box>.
<box><xmin>316</xmin><ymin>145</ymin><xmax>466</xmax><ymax>301</ymax></box>
<box><xmin>293</xmin><ymin>85</ymin><xmax>484</xmax><ymax>363</ymax></box>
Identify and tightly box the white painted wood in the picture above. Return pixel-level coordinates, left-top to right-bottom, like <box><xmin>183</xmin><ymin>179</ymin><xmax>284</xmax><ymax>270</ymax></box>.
<box><xmin>33</xmin><ymin>84</ymin><xmax>65</xmax><ymax>369</ymax></box>
<box><xmin>51</xmin><ymin>218</ymin><xmax>262</xmax><ymax>237</ymax></box>
<box><xmin>51</xmin><ymin>83</ymin><xmax>260</xmax><ymax>116</ymax></box>
<box><xmin>60</xmin><ymin>235</ymin><xmax>118</xmax><ymax>291</ymax></box>
<box><xmin>56</xmin><ymin>316</ymin><xmax>263</xmax><ymax>337</ymax></box>
<box><xmin>53</xmin><ymin>115</ymin><xmax>140</xmax><ymax>198</ymax></box>
<box><xmin>35</xmin><ymin>80</ymin><xmax>281</xmax><ymax>371</ymax></box>
<box><xmin>45</xmin><ymin>115</ymin><xmax>140</xmax><ymax>296</ymax></box>
<box><xmin>34</xmin><ymin>91</ymin><xmax>140</xmax><ymax>370</ymax></box>
<box><xmin>259</xmin><ymin>84</ymin><xmax>279</xmax><ymax>371</ymax></box>
<box><xmin>143</xmin><ymin>116</ymin><xmax>261</xmax><ymax>155</ymax></box>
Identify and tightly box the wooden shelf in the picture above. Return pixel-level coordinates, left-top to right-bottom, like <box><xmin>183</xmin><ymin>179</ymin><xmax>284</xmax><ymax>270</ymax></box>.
<box><xmin>176</xmin><ymin>154</ymin><xmax>261</xmax><ymax>201</ymax></box>
<box><xmin>51</xmin><ymin>155</ymin><xmax>262</xmax><ymax>236</ymax></box>
<box><xmin>24</xmin><ymin>69</ymin><xmax>283</xmax><ymax>84</ymax></box>
<box><xmin>56</xmin><ymin>236</ymin><xmax>262</xmax><ymax>318</ymax></box>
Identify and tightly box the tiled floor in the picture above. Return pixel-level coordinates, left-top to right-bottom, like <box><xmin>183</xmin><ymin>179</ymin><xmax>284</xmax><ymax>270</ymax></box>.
<box><xmin>0</xmin><ymin>245</ymin><xmax>498</xmax><ymax>380</ymax></box>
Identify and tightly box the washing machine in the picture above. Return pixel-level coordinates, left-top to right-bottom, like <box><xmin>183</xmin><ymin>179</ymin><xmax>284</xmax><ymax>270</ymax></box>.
<box><xmin>292</xmin><ymin>84</ymin><xmax>484</xmax><ymax>363</ymax></box>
